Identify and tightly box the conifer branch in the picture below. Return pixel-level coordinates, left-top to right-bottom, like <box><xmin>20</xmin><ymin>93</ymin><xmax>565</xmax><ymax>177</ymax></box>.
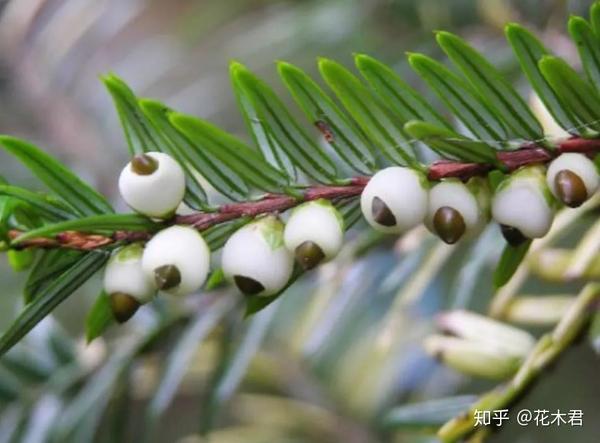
<box><xmin>428</xmin><ymin>136</ymin><xmax>600</xmax><ymax>180</ymax></box>
<box><xmin>7</xmin><ymin>178</ymin><xmax>368</xmax><ymax>250</ymax></box>
<box><xmin>438</xmin><ymin>283</ymin><xmax>600</xmax><ymax>443</ymax></box>
<box><xmin>7</xmin><ymin>136</ymin><xmax>600</xmax><ymax>251</ymax></box>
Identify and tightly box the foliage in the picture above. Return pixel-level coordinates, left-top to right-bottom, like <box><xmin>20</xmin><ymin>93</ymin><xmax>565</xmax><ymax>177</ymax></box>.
<box><xmin>1</xmin><ymin>3</ymin><xmax>600</xmax><ymax>442</ymax></box>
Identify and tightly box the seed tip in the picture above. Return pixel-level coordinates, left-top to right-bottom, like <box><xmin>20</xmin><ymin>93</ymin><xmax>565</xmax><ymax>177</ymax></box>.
<box><xmin>433</xmin><ymin>206</ymin><xmax>465</xmax><ymax>244</ymax></box>
<box><xmin>295</xmin><ymin>241</ymin><xmax>325</xmax><ymax>270</ymax></box>
<box><xmin>371</xmin><ymin>196</ymin><xmax>397</xmax><ymax>227</ymax></box>
<box><xmin>110</xmin><ymin>292</ymin><xmax>140</xmax><ymax>323</ymax></box>
<box><xmin>555</xmin><ymin>169</ymin><xmax>587</xmax><ymax>208</ymax></box>
<box><xmin>233</xmin><ymin>275</ymin><xmax>265</xmax><ymax>295</ymax></box>
<box><xmin>500</xmin><ymin>224</ymin><xmax>528</xmax><ymax>246</ymax></box>
<box><xmin>154</xmin><ymin>264</ymin><xmax>182</xmax><ymax>291</ymax></box>
<box><xmin>131</xmin><ymin>153</ymin><xmax>158</xmax><ymax>175</ymax></box>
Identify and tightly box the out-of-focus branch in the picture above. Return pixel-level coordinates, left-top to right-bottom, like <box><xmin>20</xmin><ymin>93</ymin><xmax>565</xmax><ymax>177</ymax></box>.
<box><xmin>438</xmin><ymin>283</ymin><xmax>600</xmax><ymax>443</ymax></box>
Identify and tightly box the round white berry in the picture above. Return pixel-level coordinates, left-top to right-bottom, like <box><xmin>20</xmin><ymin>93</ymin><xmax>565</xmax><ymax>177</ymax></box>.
<box><xmin>360</xmin><ymin>166</ymin><xmax>428</xmax><ymax>234</ymax></box>
<box><xmin>103</xmin><ymin>243</ymin><xmax>156</xmax><ymax>322</ymax></box>
<box><xmin>425</xmin><ymin>180</ymin><xmax>482</xmax><ymax>244</ymax></box>
<box><xmin>104</xmin><ymin>244</ymin><xmax>155</xmax><ymax>303</ymax></box>
<box><xmin>222</xmin><ymin>216</ymin><xmax>294</xmax><ymax>296</ymax></box>
<box><xmin>492</xmin><ymin>169</ymin><xmax>554</xmax><ymax>240</ymax></box>
<box><xmin>119</xmin><ymin>152</ymin><xmax>186</xmax><ymax>218</ymax></box>
<box><xmin>546</xmin><ymin>153</ymin><xmax>599</xmax><ymax>207</ymax></box>
<box><xmin>142</xmin><ymin>225</ymin><xmax>210</xmax><ymax>296</ymax></box>
<box><xmin>284</xmin><ymin>199</ymin><xmax>344</xmax><ymax>269</ymax></box>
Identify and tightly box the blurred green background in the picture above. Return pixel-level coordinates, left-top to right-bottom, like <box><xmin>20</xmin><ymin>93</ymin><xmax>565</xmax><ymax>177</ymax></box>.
<box><xmin>0</xmin><ymin>1</ymin><xmax>598</xmax><ymax>442</ymax></box>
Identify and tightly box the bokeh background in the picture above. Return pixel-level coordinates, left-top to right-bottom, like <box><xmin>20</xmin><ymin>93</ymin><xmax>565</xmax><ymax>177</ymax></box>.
<box><xmin>0</xmin><ymin>1</ymin><xmax>598</xmax><ymax>442</ymax></box>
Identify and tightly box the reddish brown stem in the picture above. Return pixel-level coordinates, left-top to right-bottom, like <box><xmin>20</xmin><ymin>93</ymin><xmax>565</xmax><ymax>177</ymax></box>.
<box><xmin>426</xmin><ymin>160</ymin><xmax>492</xmax><ymax>181</ymax></box>
<box><xmin>496</xmin><ymin>147</ymin><xmax>554</xmax><ymax>170</ymax></box>
<box><xmin>8</xmin><ymin>229</ymin><xmax>151</xmax><ymax>250</ymax></box>
<box><xmin>175</xmin><ymin>179</ymin><xmax>368</xmax><ymax>229</ymax></box>
<box><xmin>427</xmin><ymin>136</ymin><xmax>600</xmax><ymax>180</ymax></box>
<box><xmin>429</xmin><ymin>146</ymin><xmax>555</xmax><ymax>180</ymax></box>
<box><xmin>10</xmin><ymin>180</ymin><xmax>368</xmax><ymax>250</ymax></box>
<box><xmin>8</xmin><ymin>137</ymin><xmax>600</xmax><ymax>251</ymax></box>
<box><xmin>559</xmin><ymin>137</ymin><xmax>600</xmax><ymax>153</ymax></box>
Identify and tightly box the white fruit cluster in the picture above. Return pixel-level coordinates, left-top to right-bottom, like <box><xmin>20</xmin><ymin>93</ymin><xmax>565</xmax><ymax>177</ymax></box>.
<box><xmin>106</xmin><ymin>152</ymin><xmax>347</xmax><ymax>321</ymax></box>
<box><xmin>360</xmin><ymin>166</ymin><xmax>489</xmax><ymax>244</ymax></box>
<box><xmin>359</xmin><ymin>153</ymin><xmax>599</xmax><ymax>245</ymax></box>
<box><xmin>105</xmin><ymin>151</ymin><xmax>600</xmax><ymax>321</ymax></box>
<box><xmin>222</xmin><ymin>201</ymin><xmax>344</xmax><ymax>297</ymax></box>
<box><xmin>103</xmin><ymin>225</ymin><xmax>210</xmax><ymax>322</ymax></box>
<box><xmin>104</xmin><ymin>204</ymin><xmax>344</xmax><ymax>321</ymax></box>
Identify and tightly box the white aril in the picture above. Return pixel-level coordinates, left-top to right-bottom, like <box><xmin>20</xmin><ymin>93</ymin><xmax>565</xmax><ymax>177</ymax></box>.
<box><xmin>103</xmin><ymin>243</ymin><xmax>155</xmax><ymax>322</ymax></box>
<box><xmin>425</xmin><ymin>179</ymin><xmax>488</xmax><ymax>244</ymax></box>
<box><xmin>546</xmin><ymin>153</ymin><xmax>599</xmax><ymax>207</ymax></box>
<box><xmin>360</xmin><ymin>166</ymin><xmax>428</xmax><ymax>234</ymax></box>
<box><xmin>492</xmin><ymin>167</ymin><xmax>555</xmax><ymax>244</ymax></box>
<box><xmin>284</xmin><ymin>199</ymin><xmax>344</xmax><ymax>269</ymax></box>
<box><xmin>222</xmin><ymin>216</ymin><xmax>294</xmax><ymax>296</ymax></box>
<box><xmin>142</xmin><ymin>225</ymin><xmax>210</xmax><ymax>296</ymax></box>
<box><xmin>119</xmin><ymin>152</ymin><xmax>186</xmax><ymax>218</ymax></box>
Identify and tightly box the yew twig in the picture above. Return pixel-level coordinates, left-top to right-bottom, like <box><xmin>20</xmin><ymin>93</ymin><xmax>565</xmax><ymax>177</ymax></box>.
<box><xmin>9</xmin><ymin>136</ymin><xmax>600</xmax><ymax>251</ymax></box>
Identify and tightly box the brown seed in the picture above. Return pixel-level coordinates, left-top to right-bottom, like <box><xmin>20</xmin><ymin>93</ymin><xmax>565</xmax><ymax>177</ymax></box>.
<box><xmin>295</xmin><ymin>241</ymin><xmax>326</xmax><ymax>270</ymax></box>
<box><xmin>154</xmin><ymin>265</ymin><xmax>181</xmax><ymax>290</ymax></box>
<box><xmin>131</xmin><ymin>153</ymin><xmax>158</xmax><ymax>175</ymax></box>
<box><xmin>433</xmin><ymin>206</ymin><xmax>466</xmax><ymax>244</ymax></box>
<box><xmin>500</xmin><ymin>224</ymin><xmax>528</xmax><ymax>246</ymax></box>
<box><xmin>555</xmin><ymin>169</ymin><xmax>587</xmax><ymax>208</ymax></box>
<box><xmin>233</xmin><ymin>275</ymin><xmax>265</xmax><ymax>295</ymax></box>
<box><xmin>371</xmin><ymin>197</ymin><xmax>397</xmax><ymax>227</ymax></box>
<box><xmin>110</xmin><ymin>292</ymin><xmax>140</xmax><ymax>323</ymax></box>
